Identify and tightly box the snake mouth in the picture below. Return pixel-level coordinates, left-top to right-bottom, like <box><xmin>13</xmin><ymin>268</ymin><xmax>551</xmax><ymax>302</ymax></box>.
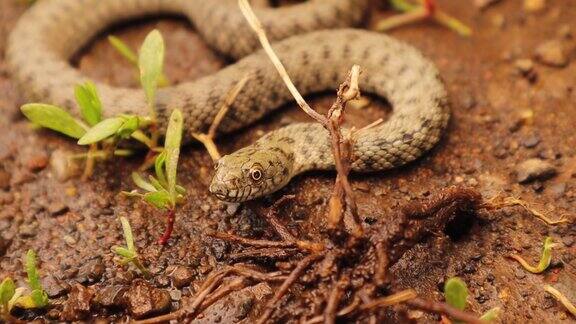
<box><xmin>209</xmin><ymin>182</ymin><xmax>246</xmax><ymax>202</ymax></box>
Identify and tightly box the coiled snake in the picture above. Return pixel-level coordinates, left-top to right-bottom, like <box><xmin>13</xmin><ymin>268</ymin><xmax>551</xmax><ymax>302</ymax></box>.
<box><xmin>7</xmin><ymin>0</ymin><xmax>450</xmax><ymax>202</ymax></box>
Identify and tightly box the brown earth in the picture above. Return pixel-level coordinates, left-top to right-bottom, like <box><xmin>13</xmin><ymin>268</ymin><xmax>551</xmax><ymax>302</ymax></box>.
<box><xmin>0</xmin><ymin>0</ymin><xmax>575</xmax><ymax>323</ymax></box>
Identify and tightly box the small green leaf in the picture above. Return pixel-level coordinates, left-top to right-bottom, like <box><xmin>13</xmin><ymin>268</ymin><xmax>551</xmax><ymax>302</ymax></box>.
<box><xmin>0</xmin><ymin>278</ymin><xmax>16</xmax><ymax>306</ymax></box>
<box><xmin>112</xmin><ymin>246</ymin><xmax>135</xmax><ymax>259</ymax></box>
<box><xmin>14</xmin><ymin>295</ymin><xmax>36</xmax><ymax>309</ymax></box>
<box><xmin>444</xmin><ymin>277</ymin><xmax>468</xmax><ymax>311</ymax></box>
<box><xmin>164</xmin><ymin>109</ymin><xmax>183</xmax><ymax>203</ymax></box>
<box><xmin>74</xmin><ymin>81</ymin><xmax>103</xmax><ymax>126</ymax></box>
<box><xmin>116</xmin><ymin>116</ymin><xmax>140</xmax><ymax>138</ymax></box>
<box><xmin>25</xmin><ymin>250</ymin><xmax>42</xmax><ymax>292</ymax></box>
<box><xmin>21</xmin><ymin>104</ymin><xmax>86</xmax><ymax>139</ymax></box>
<box><xmin>119</xmin><ymin>217</ymin><xmax>135</xmax><ymax>252</ymax></box>
<box><xmin>144</xmin><ymin>190</ymin><xmax>171</xmax><ymax>210</ymax></box>
<box><xmin>78</xmin><ymin>117</ymin><xmax>124</xmax><ymax>145</ymax></box>
<box><xmin>480</xmin><ymin>307</ymin><xmax>501</xmax><ymax>322</ymax></box>
<box><xmin>148</xmin><ymin>175</ymin><xmax>166</xmax><ymax>192</ymax></box>
<box><xmin>108</xmin><ymin>35</ymin><xmax>138</xmax><ymax>65</ymax></box>
<box><xmin>139</xmin><ymin>29</ymin><xmax>165</xmax><ymax>109</ymax></box>
<box><xmin>30</xmin><ymin>289</ymin><xmax>48</xmax><ymax>308</ymax></box>
<box><xmin>176</xmin><ymin>185</ymin><xmax>186</xmax><ymax>195</ymax></box>
<box><xmin>154</xmin><ymin>151</ymin><xmax>168</xmax><ymax>188</ymax></box>
<box><xmin>389</xmin><ymin>0</ymin><xmax>416</xmax><ymax>12</ymax></box>
<box><xmin>131</xmin><ymin>172</ymin><xmax>156</xmax><ymax>192</ymax></box>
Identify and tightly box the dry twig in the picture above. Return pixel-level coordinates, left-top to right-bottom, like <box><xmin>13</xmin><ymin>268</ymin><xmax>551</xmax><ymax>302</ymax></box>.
<box><xmin>192</xmin><ymin>74</ymin><xmax>251</xmax><ymax>161</ymax></box>
<box><xmin>406</xmin><ymin>297</ymin><xmax>484</xmax><ymax>324</ymax></box>
<box><xmin>257</xmin><ymin>253</ymin><xmax>323</xmax><ymax>324</ymax></box>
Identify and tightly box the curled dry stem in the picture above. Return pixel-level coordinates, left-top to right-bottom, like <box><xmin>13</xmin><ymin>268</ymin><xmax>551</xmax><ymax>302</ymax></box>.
<box><xmin>485</xmin><ymin>195</ymin><xmax>569</xmax><ymax>225</ymax></box>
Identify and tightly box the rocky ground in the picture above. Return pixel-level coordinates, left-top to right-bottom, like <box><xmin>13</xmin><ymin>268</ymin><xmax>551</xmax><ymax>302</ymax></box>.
<box><xmin>0</xmin><ymin>0</ymin><xmax>575</xmax><ymax>323</ymax></box>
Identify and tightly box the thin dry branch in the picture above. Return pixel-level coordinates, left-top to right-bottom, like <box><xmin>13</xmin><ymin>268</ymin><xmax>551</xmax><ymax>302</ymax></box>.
<box><xmin>485</xmin><ymin>195</ymin><xmax>569</xmax><ymax>225</ymax></box>
<box><xmin>257</xmin><ymin>253</ymin><xmax>324</xmax><ymax>324</ymax></box>
<box><xmin>198</xmin><ymin>277</ymin><xmax>247</xmax><ymax>314</ymax></box>
<box><xmin>406</xmin><ymin>297</ymin><xmax>484</xmax><ymax>324</ymax></box>
<box><xmin>324</xmin><ymin>275</ymin><xmax>350</xmax><ymax>324</ymax></box>
<box><xmin>238</xmin><ymin>0</ymin><xmax>326</xmax><ymax>125</ymax></box>
<box><xmin>208</xmin><ymin>230</ymin><xmax>296</xmax><ymax>248</ymax></box>
<box><xmin>193</xmin><ymin>74</ymin><xmax>251</xmax><ymax>161</ymax></box>
<box><xmin>135</xmin><ymin>269</ymin><xmax>231</xmax><ymax>323</ymax></box>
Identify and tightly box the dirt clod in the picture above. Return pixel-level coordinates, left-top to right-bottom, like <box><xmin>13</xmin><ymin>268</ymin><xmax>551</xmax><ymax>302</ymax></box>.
<box><xmin>76</xmin><ymin>258</ymin><xmax>105</xmax><ymax>284</ymax></box>
<box><xmin>515</xmin><ymin>158</ymin><xmax>557</xmax><ymax>183</ymax></box>
<box><xmin>93</xmin><ymin>285</ymin><xmax>128</xmax><ymax>308</ymax></box>
<box><xmin>61</xmin><ymin>284</ymin><xmax>94</xmax><ymax>321</ymax></box>
<box><xmin>42</xmin><ymin>275</ymin><xmax>71</xmax><ymax>298</ymax></box>
<box><xmin>167</xmin><ymin>265</ymin><xmax>194</xmax><ymax>288</ymax></box>
<box><xmin>124</xmin><ymin>279</ymin><xmax>171</xmax><ymax>319</ymax></box>
<box><xmin>534</xmin><ymin>40</ymin><xmax>569</xmax><ymax>67</ymax></box>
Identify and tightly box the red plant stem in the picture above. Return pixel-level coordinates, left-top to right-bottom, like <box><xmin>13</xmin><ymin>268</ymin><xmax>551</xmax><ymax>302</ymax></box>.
<box><xmin>158</xmin><ymin>208</ymin><xmax>175</xmax><ymax>245</ymax></box>
<box><xmin>424</xmin><ymin>0</ymin><xmax>436</xmax><ymax>16</ymax></box>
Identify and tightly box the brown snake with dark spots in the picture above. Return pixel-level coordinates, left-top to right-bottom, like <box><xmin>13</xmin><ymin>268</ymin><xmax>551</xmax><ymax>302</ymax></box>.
<box><xmin>7</xmin><ymin>0</ymin><xmax>450</xmax><ymax>202</ymax></box>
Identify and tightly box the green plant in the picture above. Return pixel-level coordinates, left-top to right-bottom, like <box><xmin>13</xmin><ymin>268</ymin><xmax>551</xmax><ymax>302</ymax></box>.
<box><xmin>376</xmin><ymin>0</ymin><xmax>472</xmax><ymax>36</ymax></box>
<box><xmin>112</xmin><ymin>217</ymin><xmax>150</xmax><ymax>277</ymax></box>
<box><xmin>509</xmin><ymin>236</ymin><xmax>557</xmax><ymax>274</ymax></box>
<box><xmin>443</xmin><ymin>277</ymin><xmax>500</xmax><ymax>322</ymax></box>
<box><xmin>108</xmin><ymin>35</ymin><xmax>169</xmax><ymax>88</ymax></box>
<box><xmin>124</xmin><ymin>109</ymin><xmax>185</xmax><ymax>244</ymax></box>
<box><xmin>0</xmin><ymin>278</ymin><xmax>16</xmax><ymax>320</ymax></box>
<box><xmin>13</xmin><ymin>250</ymin><xmax>49</xmax><ymax>310</ymax></box>
<box><xmin>20</xmin><ymin>29</ymin><xmax>171</xmax><ymax>177</ymax></box>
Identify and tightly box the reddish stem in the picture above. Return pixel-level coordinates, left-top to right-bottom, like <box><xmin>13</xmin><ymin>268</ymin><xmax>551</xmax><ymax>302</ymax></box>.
<box><xmin>424</xmin><ymin>0</ymin><xmax>436</xmax><ymax>16</ymax></box>
<box><xmin>158</xmin><ymin>208</ymin><xmax>175</xmax><ymax>245</ymax></box>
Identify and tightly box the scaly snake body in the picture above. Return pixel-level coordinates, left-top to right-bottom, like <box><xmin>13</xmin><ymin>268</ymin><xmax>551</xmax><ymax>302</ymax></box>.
<box><xmin>7</xmin><ymin>0</ymin><xmax>450</xmax><ymax>202</ymax></box>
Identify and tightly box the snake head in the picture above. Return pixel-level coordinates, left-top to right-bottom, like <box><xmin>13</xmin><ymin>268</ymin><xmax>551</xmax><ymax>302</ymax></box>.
<box><xmin>209</xmin><ymin>146</ymin><xmax>294</xmax><ymax>202</ymax></box>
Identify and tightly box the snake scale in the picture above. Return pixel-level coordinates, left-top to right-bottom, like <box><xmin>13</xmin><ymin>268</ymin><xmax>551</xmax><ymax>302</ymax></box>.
<box><xmin>7</xmin><ymin>0</ymin><xmax>450</xmax><ymax>202</ymax></box>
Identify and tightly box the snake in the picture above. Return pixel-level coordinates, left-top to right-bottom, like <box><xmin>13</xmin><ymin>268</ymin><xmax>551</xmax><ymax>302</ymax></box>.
<box><xmin>7</xmin><ymin>0</ymin><xmax>450</xmax><ymax>202</ymax></box>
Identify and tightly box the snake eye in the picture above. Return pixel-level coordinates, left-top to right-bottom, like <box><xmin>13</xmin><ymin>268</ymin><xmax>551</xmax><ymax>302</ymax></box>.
<box><xmin>250</xmin><ymin>168</ymin><xmax>263</xmax><ymax>182</ymax></box>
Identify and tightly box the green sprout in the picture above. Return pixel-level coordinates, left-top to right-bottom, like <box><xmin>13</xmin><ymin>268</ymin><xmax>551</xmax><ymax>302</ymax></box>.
<box><xmin>108</xmin><ymin>35</ymin><xmax>169</xmax><ymax>88</ymax></box>
<box><xmin>0</xmin><ymin>278</ymin><xmax>16</xmax><ymax>320</ymax></box>
<box><xmin>20</xmin><ymin>29</ymin><xmax>172</xmax><ymax>176</ymax></box>
<box><xmin>376</xmin><ymin>0</ymin><xmax>472</xmax><ymax>37</ymax></box>
<box><xmin>124</xmin><ymin>109</ymin><xmax>186</xmax><ymax>244</ymax></box>
<box><xmin>12</xmin><ymin>250</ymin><xmax>49</xmax><ymax>310</ymax></box>
<box><xmin>112</xmin><ymin>217</ymin><xmax>150</xmax><ymax>277</ymax></box>
<box><xmin>509</xmin><ymin>236</ymin><xmax>557</xmax><ymax>274</ymax></box>
<box><xmin>444</xmin><ymin>277</ymin><xmax>501</xmax><ymax>322</ymax></box>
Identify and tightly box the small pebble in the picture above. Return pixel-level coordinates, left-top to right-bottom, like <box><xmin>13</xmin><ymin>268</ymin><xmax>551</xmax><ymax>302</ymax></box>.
<box><xmin>514</xmin><ymin>268</ymin><xmax>527</xmax><ymax>279</ymax></box>
<box><xmin>167</xmin><ymin>265</ymin><xmax>194</xmax><ymax>288</ymax></box>
<box><xmin>26</xmin><ymin>153</ymin><xmax>49</xmax><ymax>172</ymax></box>
<box><xmin>549</xmin><ymin>182</ymin><xmax>566</xmax><ymax>198</ymax></box>
<box><xmin>524</xmin><ymin>0</ymin><xmax>546</xmax><ymax>12</ymax></box>
<box><xmin>562</xmin><ymin>236</ymin><xmax>574</xmax><ymax>247</ymax></box>
<box><xmin>47</xmin><ymin>201</ymin><xmax>69</xmax><ymax>216</ymax></box>
<box><xmin>169</xmin><ymin>289</ymin><xmax>182</xmax><ymax>301</ymax></box>
<box><xmin>124</xmin><ymin>279</ymin><xmax>171</xmax><ymax>319</ymax></box>
<box><xmin>521</xmin><ymin>133</ymin><xmax>540</xmax><ymax>148</ymax></box>
<box><xmin>515</xmin><ymin>158</ymin><xmax>557</xmax><ymax>183</ymax></box>
<box><xmin>534</xmin><ymin>40</ymin><xmax>569</xmax><ymax>67</ymax></box>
